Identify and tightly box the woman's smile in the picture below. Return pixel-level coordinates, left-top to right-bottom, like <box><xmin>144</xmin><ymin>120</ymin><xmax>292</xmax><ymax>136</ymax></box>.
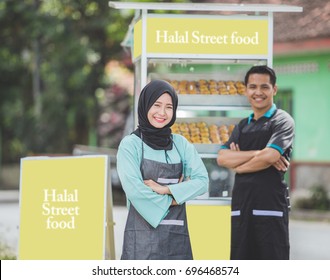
<box><xmin>147</xmin><ymin>93</ymin><xmax>173</xmax><ymax>128</ymax></box>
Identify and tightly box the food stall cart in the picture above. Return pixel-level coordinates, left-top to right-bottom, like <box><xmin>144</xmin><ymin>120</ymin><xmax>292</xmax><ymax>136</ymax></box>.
<box><xmin>109</xmin><ymin>1</ymin><xmax>302</xmax><ymax>259</ymax></box>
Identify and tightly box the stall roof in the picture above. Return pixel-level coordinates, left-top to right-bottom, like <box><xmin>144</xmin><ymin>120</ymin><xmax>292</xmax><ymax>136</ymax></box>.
<box><xmin>109</xmin><ymin>1</ymin><xmax>302</xmax><ymax>13</ymax></box>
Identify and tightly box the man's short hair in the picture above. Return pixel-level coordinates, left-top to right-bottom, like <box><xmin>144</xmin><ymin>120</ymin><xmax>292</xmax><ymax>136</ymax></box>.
<box><xmin>244</xmin><ymin>65</ymin><xmax>277</xmax><ymax>86</ymax></box>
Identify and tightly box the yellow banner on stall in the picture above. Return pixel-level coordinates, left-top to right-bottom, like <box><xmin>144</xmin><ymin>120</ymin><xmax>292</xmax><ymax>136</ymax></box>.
<box><xmin>18</xmin><ymin>156</ymin><xmax>109</xmax><ymax>260</ymax></box>
<box><xmin>134</xmin><ymin>16</ymin><xmax>268</xmax><ymax>58</ymax></box>
<box><xmin>187</xmin><ymin>204</ymin><xmax>231</xmax><ymax>260</ymax></box>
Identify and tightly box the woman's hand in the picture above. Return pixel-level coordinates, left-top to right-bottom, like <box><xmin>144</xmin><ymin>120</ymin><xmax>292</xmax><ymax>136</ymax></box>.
<box><xmin>144</xmin><ymin>179</ymin><xmax>171</xmax><ymax>195</ymax></box>
<box><xmin>171</xmin><ymin>199</ymin><xmax>178</xmax><ymax>206</ymax></box>
<box><xmin>144</xmin><ymin>174</ymin><xmax>184</xmax><ymax>195</ymax></box>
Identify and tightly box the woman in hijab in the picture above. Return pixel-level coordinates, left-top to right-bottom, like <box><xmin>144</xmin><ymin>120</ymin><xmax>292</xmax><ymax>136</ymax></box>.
<box><xmin>117</xmin><ymin>79</ymin><xmax>209</xmax><ymax>260</ymax></box>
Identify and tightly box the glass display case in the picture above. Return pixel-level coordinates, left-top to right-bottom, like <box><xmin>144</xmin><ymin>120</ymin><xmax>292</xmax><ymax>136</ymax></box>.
<box><xmin>144</xmin><ymin>58</ymin><xmax>270</xmax><ymax>200</ymax></box>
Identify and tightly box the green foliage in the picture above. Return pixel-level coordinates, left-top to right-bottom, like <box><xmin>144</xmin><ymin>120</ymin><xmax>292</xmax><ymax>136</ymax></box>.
<box><xmin>0</xmin><ymin>0</ymin><xmax>134</xmax><ymax>162</ymax></box>
<box><xmin>294</xmin><ymin>185</ymin><xmax>330</xmax><ymax>211</ymax></box>
<box><xmin>0</xmin><ymin>240</ymin><xmax>16</xmax><ymax>260</ymax></box>
<box><xmin>0</xmin><ymin>0</ymin><xmax>193</xmax><ymax>163</ymax></box>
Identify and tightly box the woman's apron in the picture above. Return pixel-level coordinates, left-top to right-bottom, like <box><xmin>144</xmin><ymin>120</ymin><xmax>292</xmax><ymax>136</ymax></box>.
<box><xmin>231</xmin><ymin>114</ymin><xmax>290</xmax><ymax>260</ymax></box>
<box><xmin>121</xmin><ymin>141</ymin><xmax>193</xmax><ymax>260</ymax></box>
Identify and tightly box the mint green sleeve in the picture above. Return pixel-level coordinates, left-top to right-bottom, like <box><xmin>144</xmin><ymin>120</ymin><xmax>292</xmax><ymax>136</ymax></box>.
<box><xmin>168</xmin><ymin>135</ymin><xmax>209</xmax><ymax>204</ymax></box>
<box><xmin>117</xmin><ymin>136</ymin><xmax>172</xmax><ymax>228</ymax></box>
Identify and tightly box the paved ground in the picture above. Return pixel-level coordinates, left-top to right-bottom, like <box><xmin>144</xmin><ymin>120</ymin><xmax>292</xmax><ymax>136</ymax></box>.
<box><xmin>1</xmin><ymin>190</ymin><xmax>330</xmax><ymax>260</ymax></box>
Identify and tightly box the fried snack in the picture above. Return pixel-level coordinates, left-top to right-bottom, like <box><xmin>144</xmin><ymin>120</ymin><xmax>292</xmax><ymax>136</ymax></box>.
<box><xmin>167</xmin><ymin>79</ymin><xmax>245</xmax><ymax>95</ymax></box>
<box><xmin>174</xmin><ymin>121</ymin><xmax>235</xmax><ymax>144</ymax></box>
<box><xmin>228</xmin><ymin>124</ymin><xmax>236</xmax><ymax>134</ymax></box>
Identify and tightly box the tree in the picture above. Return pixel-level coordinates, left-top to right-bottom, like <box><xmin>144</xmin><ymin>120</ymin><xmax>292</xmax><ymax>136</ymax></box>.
<box><xmin>0</xmin><ymin>0</ymin><xmax>133</xmax><ymax>162</ymax></box>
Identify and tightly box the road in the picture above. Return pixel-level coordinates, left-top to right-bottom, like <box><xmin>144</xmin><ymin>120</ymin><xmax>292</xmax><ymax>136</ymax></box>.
<box><xmin>1</xmin><ymin>192</ymin><xmax>330</xmax><ymax>260</ymax></box>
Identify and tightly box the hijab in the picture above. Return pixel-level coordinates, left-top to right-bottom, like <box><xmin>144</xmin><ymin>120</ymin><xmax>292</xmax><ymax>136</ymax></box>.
<box><xmin>132</xmin><ymin>80</ymin><xmax>178</xmax><ymax>150</ymax></box>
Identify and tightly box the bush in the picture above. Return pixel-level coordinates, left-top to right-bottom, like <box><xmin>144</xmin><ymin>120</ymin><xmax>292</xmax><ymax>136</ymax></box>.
<box><xmin>294</xmin><ymin>185</ymin><xmax>330</xmax><ymax>211</ymax></box>
<box><xmin>0</xmin><ymin>241</ymin><xmax>16</xmax><ymax>260</ymax></box>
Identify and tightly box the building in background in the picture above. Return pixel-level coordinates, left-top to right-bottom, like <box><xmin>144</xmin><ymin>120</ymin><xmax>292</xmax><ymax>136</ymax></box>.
<box><xmin>271</xmin><ymin>0</ymin><xmax>330</xmax><ymax>199</ymax></box>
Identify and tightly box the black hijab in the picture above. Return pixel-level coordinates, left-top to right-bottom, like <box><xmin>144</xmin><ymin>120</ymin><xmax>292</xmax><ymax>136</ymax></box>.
<box><xmin>132</xmin><ymin>80</ymin><xmax>178</xmax><ymax>150</ymax></box>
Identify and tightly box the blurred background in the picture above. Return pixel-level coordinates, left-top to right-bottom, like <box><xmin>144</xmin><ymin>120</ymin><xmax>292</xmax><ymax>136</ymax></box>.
<box><xmin>1</xmin><ymin>0</ymin><xmax>330</xmax><ymax>259</ymax></box>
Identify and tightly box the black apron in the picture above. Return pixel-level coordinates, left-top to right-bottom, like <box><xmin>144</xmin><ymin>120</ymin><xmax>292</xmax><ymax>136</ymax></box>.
<box><xmin>230</xmin><ymin>114</ymin><xmax>290</xmax><ymax>260</ymax></box>
<box><xmin>121</xmin><ymin>141</ymin><xmax>193</xmax><ymax>260</ymax></box>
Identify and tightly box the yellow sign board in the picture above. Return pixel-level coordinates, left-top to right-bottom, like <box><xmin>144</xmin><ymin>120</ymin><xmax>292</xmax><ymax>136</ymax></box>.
<box><xmin>187</xmin><ymin>204</ymin><xmax>231</xmax><ymax>260</ymax></box>
<box><xmin>18</xmin><ymin>156</ymin><xmax>110</xmax><ymax>260</ymax></box>
<box><xmin>134</xmin><ymin>16</ymin><xmax>269</xmax><ymax>58</ymax></box>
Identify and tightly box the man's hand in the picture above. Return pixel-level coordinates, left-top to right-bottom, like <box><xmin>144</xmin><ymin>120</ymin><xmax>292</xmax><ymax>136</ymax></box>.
<box><xmin>230</xmin><ymin>142</ymin><xmax>240</xmax><ymax>151</ymax></box>
<box><xmin>272</xmin><ymin>156</ymin><xmax>289</xmax><ymax>172</ymax></box>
